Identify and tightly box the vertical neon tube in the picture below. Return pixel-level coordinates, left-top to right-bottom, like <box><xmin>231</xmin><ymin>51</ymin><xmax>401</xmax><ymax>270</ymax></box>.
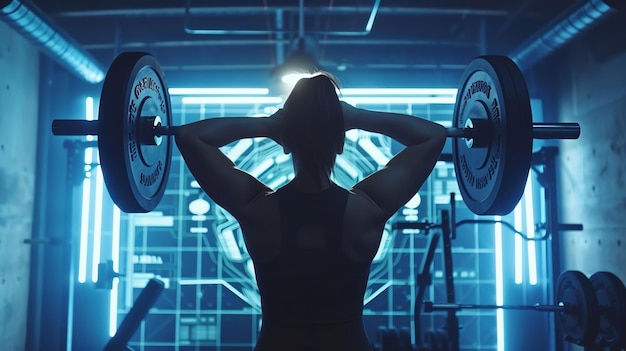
<box><xmin>91</xmin><ymin>163</ymin><xmax>104</xmax><ymax>282</ymax></box>
<box><xmin>78</xmin><ymin>97</ymin><xmax>95</xmax><ymax>283</ymax></box>
<box><xmin>513</xmin><ymin>205</ymin><xmax>523</xmax><ymax>284</ymax></box>
<box><xmin>109</xmin><ymin>205</ymin><xmax>121</xmax><ymax>337</ymax></box>
<box><xmin>494</xmin><ymin>215</ymin><xmax>505</xmax><ymax>351</ymax></box>
<box><xmin>78</xmin><ymin>175</ymin><xmax>91</xmax><ymax>283</ymax></box>
<box><xmin>524</xmin><ymin>173</ymin><xmax>538</xmax><ymax>285</ymax></box>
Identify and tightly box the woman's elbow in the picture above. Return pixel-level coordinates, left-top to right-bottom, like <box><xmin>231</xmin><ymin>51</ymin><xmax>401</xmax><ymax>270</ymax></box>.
<box><xmin>433</xmin><ymin>124</ymin><xmax>448</xmax><ymax>146</ymax></box>
<box><xmin>174</xmin><ymin>125</ymin><xmax>198</xmax><ymax>152</ymax></box>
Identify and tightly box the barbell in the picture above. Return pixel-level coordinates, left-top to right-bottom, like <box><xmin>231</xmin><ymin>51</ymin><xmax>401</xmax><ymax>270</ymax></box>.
<box><xmin>423</xmin><ymin>270</ymin><xmax>626</xmax><ymax>349</ymax></box>
<box><xmin>374</xmin><ymin>271</ymin><xmax>626</xmax><ymax>350</ymax></box>
<box><xmin>51</xmin><ymin>52</ymin><xmax>581</xmax><ymax>214</ymax></box>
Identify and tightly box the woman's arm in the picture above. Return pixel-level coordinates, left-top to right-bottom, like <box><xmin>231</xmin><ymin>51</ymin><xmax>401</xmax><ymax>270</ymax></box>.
<box><xmin>342</xmin><ymin>101</ymin><xmax>444</xmax><ymax>146</ymax></box>
<box><xmin>175</xmin><ymin>114</ymin><xmax>280</xmax><ymax>217</ymax></box>
<box><xmin>176</xmin><ymin>115</ymin><xmax>280</xmax><ymax>148</ymax></box>
<box><xmin>341</xmin><ymin>101</ymin><xmax>447</xmax><ymax>219</ymax></box>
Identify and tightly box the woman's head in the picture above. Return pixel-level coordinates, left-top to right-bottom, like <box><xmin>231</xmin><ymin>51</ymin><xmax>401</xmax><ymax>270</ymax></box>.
<box><xmin>281</xmin><ymin>72</ymin><xmax>345</xmax><ymax>182</ymax></box>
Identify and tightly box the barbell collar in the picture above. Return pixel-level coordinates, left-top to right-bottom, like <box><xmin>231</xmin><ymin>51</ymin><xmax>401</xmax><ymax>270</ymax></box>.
<box><xmin>154</xmin><ymin>124</ymin><xmax>177</xmax><ymax>136</ymax></box>
<box><xmin>140</xmin><ymin>116</ymin><xmax>163</xmax><ymax>146</ymax></box>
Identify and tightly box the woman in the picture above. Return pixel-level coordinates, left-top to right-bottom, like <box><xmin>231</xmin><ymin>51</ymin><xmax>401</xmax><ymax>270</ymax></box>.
<box><xmin>175</xmin><ymin>73</ymin><xmax>447</xmax><ymax>350</ymax></box>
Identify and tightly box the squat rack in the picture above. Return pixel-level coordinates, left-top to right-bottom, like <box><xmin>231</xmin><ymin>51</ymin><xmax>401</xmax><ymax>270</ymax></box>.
<box><xmin>396</xmin><ymin>146</ymin><xmax>583</xmax><ymax>351</ymax></box>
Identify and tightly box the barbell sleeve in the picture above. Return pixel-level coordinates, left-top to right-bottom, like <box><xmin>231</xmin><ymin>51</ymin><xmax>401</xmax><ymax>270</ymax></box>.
<box><xmin>52</xmin><ymin>120</ymin><xmax>99</xmax><ymax>136</ymax></box>
<box><xmin>446</xmin><ymin>122</ymin><xmax>580</xmax><ymax>140</ymax></box>
<box><xmin>532</xmin><ymin>122</ymin><xmax>580</xmax><ymax>139</ymax></box>
<box><xmin>51</xmin><ymin>119</ymin><xmax>178</xmax><ymax>137</ymax></box>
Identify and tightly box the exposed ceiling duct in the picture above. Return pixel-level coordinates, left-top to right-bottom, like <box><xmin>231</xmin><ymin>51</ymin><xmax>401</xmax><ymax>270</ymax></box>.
<box><xmin>509</xmin><ymin>0</ymin><xmax>623</xmax><ymax>70</ymax></box>
<box><xmin>183</xmin><ymin>0</ymin><xmax>381</xmax><ymax>36</ymax></box>
<box><xmin>0</xmin><ymin>0</ymin><xmax>105</xmax><ymax>83</ymax></box>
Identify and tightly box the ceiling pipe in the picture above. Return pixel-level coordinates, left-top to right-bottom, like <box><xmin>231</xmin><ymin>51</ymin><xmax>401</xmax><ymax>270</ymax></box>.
<box><xmin>82</xmin><ymin>38</ymin><xmax>479</xmax><ymax>51</ymax></box>
<box><xmin>183</xmin><ymin>0</ymin><xmax>381</xmax><ymax>36</ymax></box>
<box><xmin>0</xmin><ymin>0</ymin><xmax>105</xmax><ymax>83</ymax></box>
<box><xmin>55</xmin><ymin>6</ymin><xmax>512</xmax><ymax>19</ymax></box>
<box><xmin>509</xmin><ymin>0</ymin><xmax>623</xmax><ymax>70</ymax></box>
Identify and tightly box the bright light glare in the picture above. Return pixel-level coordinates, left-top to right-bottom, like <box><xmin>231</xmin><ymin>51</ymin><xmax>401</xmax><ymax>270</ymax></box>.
<box><xmin>524</xmin><ymin>173</ymin><xmax>538</xmax><ymax>285</ymax></box>
<box><xmin>342</xmin><ymin>96</ymin><xmax>456</xmax><ymax>105</ymax></box>
<box><xmin>495</xmin><ymin>216</ymin><xmax>504</xmax><ymax>351</ymax></box>
<box><xmin>79</xmin><ymin>97</ymin><xmax>95</xmax><ymax>284</ymax></box>
<box><xmin>91</xmin><ymin>165</ymin><xmax>104</xmax><ymax>283</ymax></box>
<box><xmin>85</xmin><ymin>97</ymin><xmax>94</xmax><ymax>120</ymax></box>
<box><xmin>109</xmin><ymin>205</ymin><xmax>121</xmax><ymax>337</ymax></box>
<box><xmin>169</xmin><ymin>88</ymin><xmax>269</xmax><ymax>95</ymax></box>
<box><xmin>341</xmin><ymin>88</ymin><xmax>458</xmax><ymax>96</ymax></box>
<box><xmin>78</xmin><ymin>175</ymin><xmax>91</xmax><ymax>284</ymax></box>
<box><xmin>513</xmin><ymin>204</ymin><xmax>523</xmax><ymax>284</ymax></box>
<box><xmin>182</xmin><ymin>96</ymin><xmax>283</xmax><ymax>105</ymax></box>
<box><xmin>281</xmin><ymin>72</ymin><xmax>314</xmax><ymax>85</ymax></box>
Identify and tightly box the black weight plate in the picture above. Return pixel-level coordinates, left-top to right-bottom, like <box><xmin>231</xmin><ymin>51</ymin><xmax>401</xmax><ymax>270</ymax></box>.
<box><xmin>452</xmin><ymin>55</ymin><xmax>533</xmax><ymax>215</ymax></box>
<box><xmin>590</xmin><ymin>271</ymin><xmax>626</xmax><ymax>348</ymax></box>
<box><xmin>556</xmin><ymin>270</ymin><xmax>600</xmax><ymax>346</ymax></box>
<box><xmin>98</xmin><ymin>52</ymin><xmax>172</xmax><ymax>212</ymax></box>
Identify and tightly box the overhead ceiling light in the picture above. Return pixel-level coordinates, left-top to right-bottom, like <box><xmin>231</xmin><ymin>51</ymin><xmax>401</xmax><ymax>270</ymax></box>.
<box><xmin>270</xmin><ymin>38</ymin><xmax>322</xmax><ymax>88</ymax></box>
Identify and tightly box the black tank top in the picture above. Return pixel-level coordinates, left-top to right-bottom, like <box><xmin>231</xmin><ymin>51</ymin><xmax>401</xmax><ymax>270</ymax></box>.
<box><xmin>253</xmin><ymin>182</ymin><xmax>373</xmax><ymax>351</ymax></box>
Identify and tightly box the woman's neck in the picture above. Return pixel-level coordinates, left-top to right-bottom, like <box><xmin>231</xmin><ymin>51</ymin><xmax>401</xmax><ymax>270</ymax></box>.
<box><xmin>290</xmin><ymin>172</ymin><xmax>331</xmax><ymax>192</ymax></box>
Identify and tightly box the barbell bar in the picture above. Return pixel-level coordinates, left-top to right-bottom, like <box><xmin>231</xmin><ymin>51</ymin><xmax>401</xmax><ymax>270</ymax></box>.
<box><xmin>423</xmin><ymin>271</ymin><xmax>601</xmax><ymax>347</ymax></box>
<box><xmin>377</xmin><ymin>271</ymin><xmax>625</xmax><ymax>350</ymax></box>
<box><xmin>423</xmin><ymin>301</ymin><xmax>568</xmax><ymax>312</ymax></box>
<box><xmin>50</xmin><ymin>52</ymin><xmax>582</xmax><ymax>214</ymax></box>
<box><xmin>52</xmin><ymin>118</ymin><xmax>580</xmax><ymax>141</ymax></box>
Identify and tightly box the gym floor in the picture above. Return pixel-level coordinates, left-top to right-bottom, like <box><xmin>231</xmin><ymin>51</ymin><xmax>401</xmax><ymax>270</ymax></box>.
<box><xmin>1</xmin><ymin>1</ymin><xmax>625</xmax><ymax>351</ymax></box>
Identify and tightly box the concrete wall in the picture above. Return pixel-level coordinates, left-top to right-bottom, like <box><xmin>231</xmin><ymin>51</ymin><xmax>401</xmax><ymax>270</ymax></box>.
<box><xmin>0</xmin><ymin>21</ymin><xmax>39</xmax><ymax>351</ymax></box>
<box><xmin>555</xmin><ymin>36</ymin><xmax>626</xmax><ymax>281</ymax></box>
<box><xmin>531</xmin><ymin>12</ymin><xmax>626</xmax><ymax>351</ymax></box>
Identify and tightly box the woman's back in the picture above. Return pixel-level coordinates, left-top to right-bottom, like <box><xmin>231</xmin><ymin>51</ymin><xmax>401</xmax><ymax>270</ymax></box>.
<box><xmin>245</xmin><ymin>182</ymin><xmax>376</xmax><ymax>351</ymax></box>
<box><xmin>175</xmin><ymin>74</ymin><xmax>447</xmax><ymax>351</ymax></box>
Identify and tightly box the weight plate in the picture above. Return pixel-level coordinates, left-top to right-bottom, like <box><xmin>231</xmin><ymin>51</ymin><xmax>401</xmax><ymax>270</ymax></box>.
<box><xmin>556</xmin><ymin>270</ymin><xmax>600</xmax><ymax>346</ymax></box>
<box><xmin>590</xmin><ymin>271</ymin><xmax>626</xmax><ymax>348</ymax></box>
<box><xmin>452</xmin><ymin>55</ymin><xmax>533</xmax><ymax>215</ymax></box>
<box><xmin>98</xmin><ymin>52</ymin><xmax>172</xmax><ymax>212</ymax></box>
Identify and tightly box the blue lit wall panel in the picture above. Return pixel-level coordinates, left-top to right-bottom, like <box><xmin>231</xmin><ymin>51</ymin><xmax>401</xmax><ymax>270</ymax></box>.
<box><xmin>68</xmin><ymin>91</ymin><xmax>554</xmax><ymax>350</ymax></box>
